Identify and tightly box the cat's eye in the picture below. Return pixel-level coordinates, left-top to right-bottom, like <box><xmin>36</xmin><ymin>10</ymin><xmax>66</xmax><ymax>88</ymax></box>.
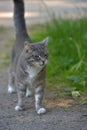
<box><xmin>35</xmin><ymin>55</ymin><xmax>39</xmax><ymax>59</ymax></box>
<box><xmin>35</xmin><ymin>55</ymin><xmax>39</xmax><ymax>57</ymax></box>
<box><xmin>44</xmin><ymin>54</ymin><xmax>48</xmax><ymax>58</ymax></box>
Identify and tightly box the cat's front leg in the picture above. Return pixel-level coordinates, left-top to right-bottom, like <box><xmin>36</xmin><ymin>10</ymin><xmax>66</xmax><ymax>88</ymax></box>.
<box><xmin>35</xmin><ymin>86</ymin><xmax>46</xmax><ymax>115</ymax></box>
<box><xmin>15</xmin><ymin>83</ymin><xmax>25</xmax><ymax>111</ymax></box>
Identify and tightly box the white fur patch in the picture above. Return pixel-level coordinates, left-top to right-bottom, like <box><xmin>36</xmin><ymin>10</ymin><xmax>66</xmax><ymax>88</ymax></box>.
<box><xmin>35</xmin><ymin>94</ymin><xmax>41</xmax><ymax>102</ymax></box>
<box><xmin>27</xmin><ymin>65</ymin><xmax>42</xmax><ymax>79</ymax></box>
<box><xmin>26</xmin><ymin>89</ymin><xmax>32</xmax><ymax>97</ymax></box>
<box><xmin>8</xmin><ymin>85</ymin><xmax>16</xmax><ymax>93</ymax></box>
<box><xmin>15</xmin><ymin>105</ymin><xmax>23</xmax><ymax>111</ymax></box>
<box><xmin>45</xmin><ymin>59</ymin><xmax>48</xmax><ymax>65</ymax></box>
<box><xmin>37</xmin><ymin>108</ymin><xmax>46</xmax><ymax>114</ymax></box>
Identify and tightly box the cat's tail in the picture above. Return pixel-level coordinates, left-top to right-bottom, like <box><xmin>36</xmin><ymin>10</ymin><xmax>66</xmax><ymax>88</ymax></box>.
<box><xmin>13</xmin><ymin>0</ymin><xmax>32</xmax><ymax>42</ymax></box>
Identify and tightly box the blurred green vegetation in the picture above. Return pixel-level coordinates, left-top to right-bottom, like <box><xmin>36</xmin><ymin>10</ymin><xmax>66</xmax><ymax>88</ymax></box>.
<box><xmin>31</xmin><ymin>18</ymin><xmax>87</xmax><ymax>97</ymax></box>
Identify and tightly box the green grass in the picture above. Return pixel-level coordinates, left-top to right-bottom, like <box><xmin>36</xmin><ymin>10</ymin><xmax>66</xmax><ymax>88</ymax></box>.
<box><xmin>30</xmin><ymin>18</ymin><xmax>87</xmax><ymax>97</ymax></box>
<box><xmin>0</xmin><ymin>37</ymin><xmax>14</xmax><ymax>68</ymax></box>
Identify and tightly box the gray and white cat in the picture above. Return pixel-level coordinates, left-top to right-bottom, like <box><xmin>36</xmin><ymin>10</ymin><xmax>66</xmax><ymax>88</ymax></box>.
<box><xmin>8</xmin><ymin>0</ymin><xmax>49</xmax><ymax>114</ymax></box>
<box><xmin>8</xmin><ymin>38</ymin><xmax>49</xmax><ymax>114</ymax></box>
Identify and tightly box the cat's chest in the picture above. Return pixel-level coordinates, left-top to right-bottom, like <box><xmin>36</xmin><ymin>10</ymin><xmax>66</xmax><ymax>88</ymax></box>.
<box><xmin>26</xmin><ymin>65</ymin><xmax>41</xmax><ymax>79</ymax></box>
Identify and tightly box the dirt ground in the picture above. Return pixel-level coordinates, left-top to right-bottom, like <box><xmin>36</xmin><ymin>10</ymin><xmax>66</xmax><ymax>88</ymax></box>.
<box><xmin>0</xmin><ymin>68</ymin><xmax>87</xmax><ymax>130</ymax></box>
<box><xmin>0</xmin><ymin>27</ymin><xmax>87</xmax><ymax>130</ymax></box>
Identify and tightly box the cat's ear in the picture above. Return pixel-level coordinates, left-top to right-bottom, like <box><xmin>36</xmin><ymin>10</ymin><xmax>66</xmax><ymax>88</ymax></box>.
<box><xmin>24</xmin><ymin>41</ymin><xmax>32</xmax><ymax>53</ymax></box>
<box><xmin>42</xmin><ymin>37</ymin><xmax>49</xmax><ymax>46</ymax></box>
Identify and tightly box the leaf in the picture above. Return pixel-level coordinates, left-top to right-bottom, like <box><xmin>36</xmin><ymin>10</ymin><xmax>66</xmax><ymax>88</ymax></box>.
<box><xmin>67</xmin><ymin>75</ymin><xmax>80</xmax><ymax>83</ymax></box>
<box><xmin>71</xmin><ymin>91</ymin><xmax>80</xmax><ymax>99</ymax></box>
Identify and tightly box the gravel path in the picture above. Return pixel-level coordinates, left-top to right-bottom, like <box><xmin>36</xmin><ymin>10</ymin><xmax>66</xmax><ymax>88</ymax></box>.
<box><xmin>0</xmin><ymin>67</ymin><xmax>87</xmax><ymax>130</ymax></box>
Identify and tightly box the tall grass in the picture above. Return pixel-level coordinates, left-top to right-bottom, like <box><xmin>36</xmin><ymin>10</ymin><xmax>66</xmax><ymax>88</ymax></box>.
<box><xmin>31</xmin><ymin>18</ymin><xmax>87</xmax><ymax>96</ymax></box>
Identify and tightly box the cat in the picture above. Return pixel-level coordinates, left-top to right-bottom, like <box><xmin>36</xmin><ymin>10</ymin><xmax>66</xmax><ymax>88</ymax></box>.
<box><xmin>8</xmin><ymin>0</ymin><xmax>49</xmax><ymax>114</ymax></box>
<box><xmin>8</xmin><ymin>38</ymin><xmax>49</xmax><ymax>115</ymax></box>
<box><xmin>15</xmin><ymin>39</ymin><xmax>48</xmax><ymax>114</ymax></box>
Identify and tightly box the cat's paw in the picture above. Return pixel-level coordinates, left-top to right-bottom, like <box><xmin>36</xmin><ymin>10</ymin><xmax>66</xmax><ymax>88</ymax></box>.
<box><xmin>8</xmin><ymin>85</ymin><xmax>16</xmax><ymax>93</ymax></box>
<box><xmin>15</xmin><ymin>105</ymin><xmax>23</xmax><ymax>111</ymax></box>
<box><xmin>37</xmin><ymin>108</ymin><xmax>46</xmax><ymax>115</ymax></box>
<box><xmin>26</xmin><ymin>90</ymin><xmax>32</xmax><ymax>97</ymax></box>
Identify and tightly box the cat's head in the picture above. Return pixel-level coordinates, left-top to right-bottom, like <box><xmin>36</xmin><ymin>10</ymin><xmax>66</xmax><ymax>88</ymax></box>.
<box><xmin>24</xmin><ymin>37</ymin><xmax>49</xmax><ymax>67</ymax></box>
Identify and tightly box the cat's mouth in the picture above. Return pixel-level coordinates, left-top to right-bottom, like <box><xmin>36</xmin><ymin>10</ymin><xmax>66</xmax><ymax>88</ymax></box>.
<box><xmin>39</xmin><ymin>60</ymin><xmax>48</xmax><ymax>66</ymax></box>
<box><xmin>39</xmin><ymin>61</ymin><xmax>45</xmax><ymax>66</ymax></box>
<box><xmin>29</xmin><ymin>60</ymin><xmax>48</xmax><ymax>67</ymax></box>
